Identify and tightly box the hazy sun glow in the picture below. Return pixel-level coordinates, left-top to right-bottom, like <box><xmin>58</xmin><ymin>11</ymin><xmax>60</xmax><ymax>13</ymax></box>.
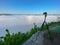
<box><xmin>26</xmin><ymin>16</ymin><xmax>34</xmax><ymax>24</ymax></box>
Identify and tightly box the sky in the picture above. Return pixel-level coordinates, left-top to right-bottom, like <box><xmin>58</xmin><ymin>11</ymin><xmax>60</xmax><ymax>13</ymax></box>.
<box><xmin>0</xmin><ymin>0</ymin><xmax>60</xmax><ymax>14</ymax></box>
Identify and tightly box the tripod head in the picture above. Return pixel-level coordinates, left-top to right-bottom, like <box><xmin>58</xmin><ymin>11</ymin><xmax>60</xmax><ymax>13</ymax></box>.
<box><xmin>43</xmin><ymin>12</ymin><xmax>47</xmax><ymax>18</ymax></box>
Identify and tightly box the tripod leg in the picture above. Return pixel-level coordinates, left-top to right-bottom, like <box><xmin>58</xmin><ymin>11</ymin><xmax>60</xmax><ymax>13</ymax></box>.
<box><xmin>45</xmin><ymin>23</ymin><xmax>53</xmax><ymax>41</ymax></box>
<box><xmin>40</xmin><ymin>21</ymin><xmax>45</xmax><ymax>30</ymax></box>
<box><xmin>45</xmin><ymin>23</ymin><xmax>50</xmax><ymax>34</ymax></box>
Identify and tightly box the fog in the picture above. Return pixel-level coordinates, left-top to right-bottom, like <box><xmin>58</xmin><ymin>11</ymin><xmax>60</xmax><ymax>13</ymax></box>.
<box><xmin>0</xmin><ymin>15</ymin><xmax>59</xmax><ymax>36</ymax></box>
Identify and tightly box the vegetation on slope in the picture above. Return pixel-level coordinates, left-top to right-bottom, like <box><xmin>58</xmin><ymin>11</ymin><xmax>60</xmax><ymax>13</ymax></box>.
<box><xmin>0</xmin><ymin>21</ymin><xmax>60</xmax><ymax>45</ymax></box>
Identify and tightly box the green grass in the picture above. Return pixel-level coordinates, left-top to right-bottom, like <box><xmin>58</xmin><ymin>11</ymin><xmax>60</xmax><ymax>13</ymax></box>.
<box><xmin>51</xmin><ymin>26</ymin><xmax>60</xmax><ymax>34</ymax></box>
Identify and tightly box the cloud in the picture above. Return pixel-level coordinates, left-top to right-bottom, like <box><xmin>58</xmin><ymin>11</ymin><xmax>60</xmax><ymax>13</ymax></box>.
<box><xmin>0</xmin><ymin>15</ymin><xmax>58</xmax><ymax>27</ymax></box>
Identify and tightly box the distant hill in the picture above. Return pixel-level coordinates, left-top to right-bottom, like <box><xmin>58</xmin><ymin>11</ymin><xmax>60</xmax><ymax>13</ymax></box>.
<box><xmin>0</xmin><ymin>14</ymin><xmax>12</xmax><ymax>15</ymax></box>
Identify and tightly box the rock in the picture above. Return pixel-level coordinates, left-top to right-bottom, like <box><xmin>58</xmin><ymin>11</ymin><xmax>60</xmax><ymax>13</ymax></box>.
<box><xmin>23</xmin><ymin>31</ymin><xmax>46</xmax><ymax>45</ymax></box>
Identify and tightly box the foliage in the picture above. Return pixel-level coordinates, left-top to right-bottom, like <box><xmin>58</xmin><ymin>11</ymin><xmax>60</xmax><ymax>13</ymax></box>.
<box><xmin>0</xmin><ymin>21</ymin><xmax>60</xmax><ymax>45</ymax></box>
<box><xmin>0</xmin><ymin>23</ymin><xmax>39</xmax><ymax>45</ymax></box>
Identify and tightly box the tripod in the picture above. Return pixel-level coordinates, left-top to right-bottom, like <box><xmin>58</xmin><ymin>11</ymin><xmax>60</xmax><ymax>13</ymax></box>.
<box><xmin>41</xmin><ymin>12</ymin><xmax>50</xmax><ymax>33</ymax></box>
<box><xmin>40</xmin><ymin>12</ymin><xmax>53</xmax><ymax>41</ymax></box>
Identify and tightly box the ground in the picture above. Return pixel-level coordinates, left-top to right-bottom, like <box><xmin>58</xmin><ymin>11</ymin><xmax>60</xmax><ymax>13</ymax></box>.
<box><xmin>23</xmin><ymin>22</ymin><xmax>60</xmax><ymax>45</ymax></box>
<box><xmin>43</xmin><ymin>26</ymin><xmax>60</xmax><ymax>45</ymax></box>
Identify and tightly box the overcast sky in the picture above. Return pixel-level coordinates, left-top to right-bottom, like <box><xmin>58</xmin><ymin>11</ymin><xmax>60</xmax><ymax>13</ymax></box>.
<box><xmin>0</xmin><ymin>0</ymin><xmax>60</xmax><ymax>14</ymax></box>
